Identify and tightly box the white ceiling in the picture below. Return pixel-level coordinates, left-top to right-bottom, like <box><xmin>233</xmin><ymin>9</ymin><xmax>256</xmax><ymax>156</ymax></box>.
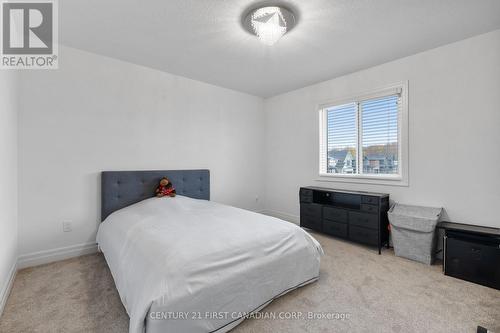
<box><xmin>60</xmin><ymin>0</ymin><xmax>500</xmax><ymax>97</ymax></box>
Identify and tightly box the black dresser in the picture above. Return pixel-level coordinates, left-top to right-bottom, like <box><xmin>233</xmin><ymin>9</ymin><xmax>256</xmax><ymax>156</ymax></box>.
<box><xmin>299</xmin><ymin>186</ymin><xmax>390</xmax><ymax>254</ymax></box>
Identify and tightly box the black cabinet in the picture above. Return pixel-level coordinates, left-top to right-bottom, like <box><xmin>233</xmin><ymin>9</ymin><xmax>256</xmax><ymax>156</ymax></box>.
<box><xmin>438</xmin><ymin>222</ymin><xmax>500</xmax><ymax>290</ymax></box>
<box><xmin>299</xmin><ymin>187</ymin><xmax>389</xmax><ymax>254</ymax></box>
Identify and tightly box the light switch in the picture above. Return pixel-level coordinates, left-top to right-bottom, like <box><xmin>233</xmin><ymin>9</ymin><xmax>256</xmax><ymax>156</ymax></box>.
<box><xmin>62</xmin><ymin>221</ymin><xmax>72</xmax><ymax>232</ymax></box>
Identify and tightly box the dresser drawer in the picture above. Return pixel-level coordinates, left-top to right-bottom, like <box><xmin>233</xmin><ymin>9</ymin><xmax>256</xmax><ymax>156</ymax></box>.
<box><xmin>349</xmin><ymin>211</ymin><xmax>379</xmax><ymax>230</ymax></box>
<box><xmin>361</xmin><ymin>196</ymin><xmax>379</xmax><ymax>205</ymax></box>
<box><xmin>323</xmin><ymin>207</ymin><xmax>348</xmax><ymax>223</ymax></box>
<box><xmin>323</xmin><ymin>220</ymin><xmax>348</xmax><ymax>238</ymax></box>
<box><xmin>300</xmin><ymin>215</ymin><xmax>321</xmax><ymax>231</ymax></box>
<box><xmin>300</xmin><ymin>203</ymin><xmax>322</xmax><ymax>218</ymax></box>
<box><xmin>349</xmin><ymin>226</ymin><xmax>378</xmax><ymax>246</ymax></box>
<box><xmin>360</xmin><ymin>204</ymin><xmax>379</xmax><ymax>214</ymax></box>
<box><xmin>299</xmin><ymin>188</ymin><xmax>313</xmax><ymax>203</ymax></box>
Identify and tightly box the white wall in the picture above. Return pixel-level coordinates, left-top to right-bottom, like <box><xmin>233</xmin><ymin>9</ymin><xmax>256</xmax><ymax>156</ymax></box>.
<box><xmin>18</xmin><ymin>46</ymin><xmax>264</xmax><ymax>261</ymax></box>
<box><xmin>0</xmin><ymin>71</ymin><xmax>18</xmax><ymax>311</ymax></box>
<box><xmin>263</xmin><ymin>29</ymin><xmax>500</xmax><ymax>228</ymax></box>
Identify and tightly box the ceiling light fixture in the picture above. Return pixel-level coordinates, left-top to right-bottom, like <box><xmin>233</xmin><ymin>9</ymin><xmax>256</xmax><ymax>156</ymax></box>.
<box><xmin>242</xmin><ymin>6</ymin><xmax>296</xmax><ymax>46</ymax></box>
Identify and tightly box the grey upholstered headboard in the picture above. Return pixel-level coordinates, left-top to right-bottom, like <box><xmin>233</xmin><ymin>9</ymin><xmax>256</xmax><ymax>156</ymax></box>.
<box><xmin>101</xmin><ymin>169</ymin><xmax>210</xmax><ymax>221</ymax></box>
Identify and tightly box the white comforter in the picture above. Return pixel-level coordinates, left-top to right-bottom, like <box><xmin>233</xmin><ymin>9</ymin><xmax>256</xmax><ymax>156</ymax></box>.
<box><xmin>96</xmin><ymin>196</ymin><xmax>322</xmax><ymax>333</ymax></box>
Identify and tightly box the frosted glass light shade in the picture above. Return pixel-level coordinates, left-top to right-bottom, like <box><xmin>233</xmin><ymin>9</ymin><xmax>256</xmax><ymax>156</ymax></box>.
<box><xmin>251</xmin><ymin>7</ymin><xmax>287</xmax><ymax>46</ymax></box>
<box><xmin>243</xmin><ymin>6</ymin><xmax>296</xmax><ymax>46</ymax></box>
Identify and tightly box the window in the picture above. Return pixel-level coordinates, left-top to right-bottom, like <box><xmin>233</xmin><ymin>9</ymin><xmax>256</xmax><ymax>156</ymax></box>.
<box><xmin>319</xmin><ymin>83</ymin><xmax>408</xmax><ymax>185</ymax></box>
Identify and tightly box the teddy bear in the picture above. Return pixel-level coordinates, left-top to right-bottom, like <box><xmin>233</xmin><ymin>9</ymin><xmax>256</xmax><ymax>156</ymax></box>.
<box><xmin>155</xmin><ymin>177</ymin><xmax>176</xmax><ymax>197</ymax></box>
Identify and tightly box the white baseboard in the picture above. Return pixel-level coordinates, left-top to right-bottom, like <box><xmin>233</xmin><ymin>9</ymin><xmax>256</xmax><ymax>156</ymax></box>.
<box><xmin>0</xmin><ymin>261</ymin><xmax>17</xmax><ymax>317</ymax></box>
<box><xmin>260</xmin><ymin>209</ymin><xmax>299</xmax><ymax>224</ymax></box>
<box><xmin>17</xmin><ymin>242</ymin><xmax>98</xmax><ymax>269</ymax></box>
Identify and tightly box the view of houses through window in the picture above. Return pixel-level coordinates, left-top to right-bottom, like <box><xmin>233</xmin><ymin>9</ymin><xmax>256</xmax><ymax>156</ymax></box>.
<box><xmin>325</xmin><ymin>94</ymin><xmax>399</xmax><ymax>176</ymax></box>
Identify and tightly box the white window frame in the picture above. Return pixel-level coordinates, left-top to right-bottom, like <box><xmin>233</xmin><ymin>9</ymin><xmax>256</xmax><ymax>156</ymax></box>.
<box><xmin>317</xmin><ymin>81</ymin><xmax>409</xmax><ymax>187</ymax></box>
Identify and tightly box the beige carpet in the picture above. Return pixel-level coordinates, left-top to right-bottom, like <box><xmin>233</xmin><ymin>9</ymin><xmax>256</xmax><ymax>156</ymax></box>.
<box><xmin>1</xmin><ymin>232</ymin><xmax>499</xmax><ymax>333</ymax></box>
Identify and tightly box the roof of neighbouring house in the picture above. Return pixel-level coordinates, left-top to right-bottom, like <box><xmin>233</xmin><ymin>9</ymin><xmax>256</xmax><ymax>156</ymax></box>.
<box><xmin>364</xmin><ymin>153</ymin><xmax>395</xmax><ymax>161</ymax></box>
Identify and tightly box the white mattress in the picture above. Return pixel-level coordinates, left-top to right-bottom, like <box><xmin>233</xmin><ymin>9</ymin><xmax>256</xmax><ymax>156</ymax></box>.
<box><xmin>96</xmin><ymin>196</ymin><xmax>323</xmax><ymax>333</ymax></box>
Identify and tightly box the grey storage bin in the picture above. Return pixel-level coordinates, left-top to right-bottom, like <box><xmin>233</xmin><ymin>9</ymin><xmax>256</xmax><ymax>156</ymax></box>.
<box><xmin>388</xmin><ymin>204</ymin><xmax>443</xmax><ymax>265</ymax></box>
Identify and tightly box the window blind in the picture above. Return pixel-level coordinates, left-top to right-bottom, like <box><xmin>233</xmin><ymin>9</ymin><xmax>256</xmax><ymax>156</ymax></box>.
<box><xmin>326</xmin><ymin>102</ymin><xmax>357</xmax><ymax>174</ymax></box>
<box><xmin>320</xmin><ymin>93</ymin><xmax>401</xmax><ymax>176</ymax></box>
<box><xmin>361</xmin><ymin>95</ymin><xmax>399</xmax><ymax>174</ymax></box>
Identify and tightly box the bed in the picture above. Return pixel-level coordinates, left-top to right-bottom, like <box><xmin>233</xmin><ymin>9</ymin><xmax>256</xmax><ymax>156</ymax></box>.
<box><xmin>97</xmin><ymin>170</ymin><xmax>323</xmax><ymax>333</ymax></box>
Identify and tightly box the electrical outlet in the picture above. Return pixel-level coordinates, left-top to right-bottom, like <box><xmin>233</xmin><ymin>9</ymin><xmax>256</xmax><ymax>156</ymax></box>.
<box><xmin>62</xmin><ymin>221</ymin><xmax>72</xmax><ymax>232</ymax></box>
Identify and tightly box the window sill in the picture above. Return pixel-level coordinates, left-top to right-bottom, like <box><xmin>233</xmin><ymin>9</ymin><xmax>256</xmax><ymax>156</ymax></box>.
<box><xmin>316</xmin><ymin>173</ymin><xmax>408</xmax><ymax>187</ymax></box>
